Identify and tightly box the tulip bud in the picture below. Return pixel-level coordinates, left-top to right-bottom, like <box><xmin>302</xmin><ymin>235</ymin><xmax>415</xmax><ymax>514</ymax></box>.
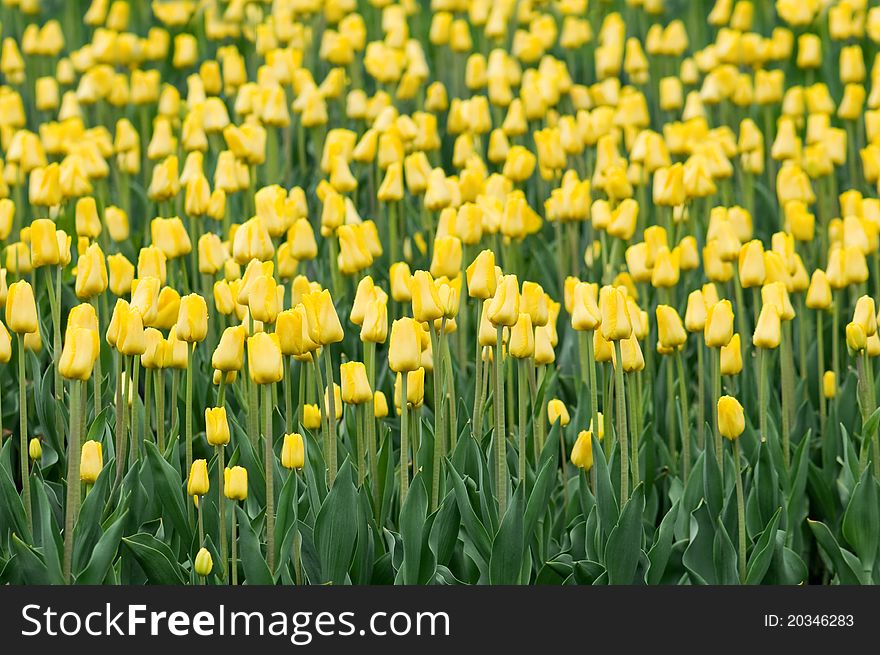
<box><xmin>508</xmin><ymin>313</ymin><xmax>535</xmax><ymax>359</ymax></box>
<box><xmin>176</xmin><ymin>293</ymin><xmax>208</xmax><ymax>343</ymax></box>
<box><xmin>205</xmin><ymin>407</ymin><xmax>230</xmax><ymax>446</ymax></box>
<box><xmin>28</xmin><ymin>437</ymin><xmax>41</xmax><ymax>461</ymax></box>
<box><xmin>656</xmin><ymin>305</ymin><xmax>687</xmax><ymax>350</ymax></box>
<box><xmin>187</xmin><ymin>459</ymin><xmax>210</xmax><ymax>496</ymax></box>
<box><xmin>80</xmin><ymin>440</ymin><xmax>103</xmax><ymax>484</ymax></box>
<box><xmin>224</xmin><ymin>466</ymin><xmax>248</xmax><ymax>501</ymax></box>
<box><xmin>29</xmin><ymin>218</ymin><xmax>61</xmax><ymax>268</ymax></box>
<box><xmin>247</xmin><ymin>332</ymin><xmax>283</xmax><ymax>384</ymax></box>
<box><xmin>394</xmin><ymin>369</ymin><xmax>426</xmax><ymax>410</ymax></box>
<box><xmin>846</xmin><ymin>321</ymin><xmax>867</xmax><ymax>352</ymax></box>
<box><xmin>853</xmin><ymin>296</ymin><xmax>877</xmax><ymax>337</ymax></box>
<box><xmin>389</xmin><ymin>317</ymin><xmax>421</xmax><ymax>373</ymax></box>
<box><xmin>410</xmin><ymin>270</ymin><xmax>444</xmax><ymax>323</ymax></box>
<box><xmin>600</xmin><ymin>286</ymin><xmax>632</xmax><ymax>341</ymax></box>
<box><xmin>720</xmin><ymin>333</ymin><xmax>743</xmax><ymax>376</ymax></box>
<box><xmin>571</xmin><ymin>430</ymin><xmax>593</xmax><ymax>470</ymax></box>
<box><xmin>303</xmin><ymin>289</ymin><xmax>344</xmax><ymax>345</ymax></box>
<box><xmin>753</xmin><ymin>304</ymin><xmax>781</xmax><ymax>349</ymax></box>
<box><xmin>488</xmin><ymin>274</ymin><xmax>520</xmax><ymax>327</ymax></box>
<box><xmin>212</xmin><ymin>325</ymin><xmax>245</xmax><ymax>372</ymax></box>
<box><xmin>194</xmin><ymin>548</ymin><xmax>213</xmax><ymax>577</ymax></box>
<box><xmin>360</xmin><ymin>294</ymin><xmax>388</xmax><ymax>344</ymax></box>
<box><xmin>5</xmin><ymin>280</ymin><xmax>38</xmax><ymax>334</ymax></box>
<box><xmin>281</xmin><ymin>433</ymin><xmax>305</xmax><ymax>469</ymax></box>
<box><xmin>302</xmin><ymin>403</ymin><xmax>322</xmax><ymax>430</ymax></box>
<box><xmin>390</xmin><ymin>262</ymin><xmax>413</xmax><ymax>302</ymax></box>
<box><xmin>59</xmin><ymin>326</ymin><xmax>99</xmax><ymax>381</ymax></box>
<box><xmin>75</xmin><ymin>243</ymin><xmax>108</xmax><ymax>299</ymax></box>
<box><xmin>340</xmin><ymin>361</ymin><xmax>372</xmax><ymax>404</ymax></box>
<box><xmin>704</xmin><ymin>299</ymin><xmax>734</xmax><ymax>348</ymax></box>
<box><xmin>822</xmin><ymin>371</ymin><xmax>836</xmax><ymax>399</ymax></box>
<box><xmin>547</xmin><ymin>398</ymin><xmax>570</xmax><ymax>426</ymax></box>
<box><xmin>717</xmin><ymin>395</ymin><xmax>745</xmax><ymax>440</ymax></box>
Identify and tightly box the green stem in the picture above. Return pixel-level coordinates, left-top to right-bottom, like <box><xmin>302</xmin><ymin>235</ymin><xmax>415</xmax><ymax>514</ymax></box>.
<box><xmin>494</xmin><ymin>325</ymin><xmax>507</xmax><ymax>516</ymax></box>
<box><xmin>697</xmin><ymin>338</ymin><xmax>705</xmax><ymax>449</ymax></box>
<box><xmin>817</xmin><ymin>311</ymin><xmax>826</xmax><ymax>434</ymax></box>
<box><xmin>263</xmin><ymin>384</ymin><xmax>275</xmax><ymax>575</ymax></box>
<box><xmin>323</xmin><ymin>347</ymin><xmax>338</xmax><ymax>486</ymax></box>
<box><xmin>613</xmin><ymin>340</ymin><xmax>629</xmax><ymax>504</ymax></box>
<box><xmin>400</xmin><ymin>370</ymin><xmax>410</xmax><ymax>508</ymax></box>
<box><xmin>283</xmin><ymin>355</ymin><xmax>293</xmax><ymax>434</ymax></box>
<box><xmin>185</xmin><ymin>346</ymin><xmax>194</xmax><ymax>524</ymax></box>
<box><xmin>517</xmin><ymin>359</ymin><xmax>528</xmax><ymax>485</ymax></box>
<box><xmin>218</xmin><ymin>445</ymin><xmax>226</xmax><ymax>581</ymax></box>
<box><xmin>62</xmin><ymin>381</ymin><xmax>82</xmax><ymax>584</ymax></box>
<box><xmin>231</xmin><ymin>504</ymin><xmax>238</xmax><ymax>586</ymax></box>
<box><xmin>733</xmin><ymin>438</ymin><xmax>746</xmax><ymax>584</ymax></box>
<box><xmin>676</xmin><ymin>350</ymin><xmax>691</xmax><ymax>482</ymax></box>
<box><xmin>18</xmin><ymin>335</ymin><xmax>31</xmax><ymax>535</ymax></box>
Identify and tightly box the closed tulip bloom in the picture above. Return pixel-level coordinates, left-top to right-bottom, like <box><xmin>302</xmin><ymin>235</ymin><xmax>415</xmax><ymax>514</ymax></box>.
<box><xmin>350</xmin><ymin>276</ymin><xmax>376</xmax><ymax>326</ymax></box>
<box><xmin>130</xmin><ymin>276</ymin><xmax>161</xmax><ymax>326</ymax></box>
<box><xmin>704</xmin><ymin>299</ymin><xmax>734</xmax><ymax>347</ymax></box>
<box><xmin>360</xmin><ymin>295</ymin><xmax>388</xmax><ymax>344</ymax></box>
<box><xmin>205</xmin><ymin>407</ymin><xmax>230</xmax><ymax>446</ymax></box>
<box><xmin>656</xmin><ymin>305</ymin><xmax>687</xmax><ymax>350</ymax></box>
<box><xmin>247</xmin><ymin>332</ymin><xmax>283</xmax><ymax>384</ymax></box>
<box><xmin>370</xmin><ymin>390</ymin><xmax>388</xmax><ymax>418</ymax></box>
<box><xmin>302</xmin><ymin>403</ymin><xmax>322</xmax><ymax>430</ymax></box>
<box><xmin>80</xmin><ymin>440</ymin><xmax>103</xmax><ymax>484</ymax></box>
<box><xmin>571</xmin><ymin>282</ymin><xmax>601</xmax><ymax>331</ymax></box>
<box><xmin>761</xmin><ymin>282</ymin><xmax>795</xmax><ymax>322</ymax></box>
<box><xmin>212</xmin><ymin>325</ymin><xmax>245</xmax><ymax>372</ymax></box>
<box><xmin>141</xmin><ymin>328</ymin><xmax>166</xmax><ymax>369</ymax></box>
<box><xmin>6</xmin><ymin>280</ymin><xmax>38</xmax><ymax>334</ymax></box>
<box><xmin>571</xmin><ymin>430</ymin><xmax>593</xmax><ymax>470</ymax></box>
<box><xmin>389</xmin><ymin>317</ymin><xmax>421</xmax><ymax>372</ymax></box>
<box><xmin>429</xmin><ymin>236</ymin><xmax>462</xmax><ymax>280</ymax></box>
<box><xmin>411</xmin><ymin>270</ymin><xmax>444</xmax><ymax>323</ymax></box>
<box><xmin>846</xmin><ymin>322</ymin><xmax>867</xmax><ymax>352</ymax></box>
<box><xmin>547</xmin><ymin>398</ymin><xmax>570</xmax><ymax>426</ymax></box>
<box><xmin>0</xmin><ymin>321</ymin><xmax>11</xmax><ymax>363</ymax></box>
<box><xmin>823</xmin><ymin>371</ymin><xmax>836</xmax><ymax>399</ymax></box>
<box><xmin>620</xmin><ymin>333</ymin><xmax>645</xmax><ymax>372</ymax></box>
<box><xmin>75</xmin><ymin>243</ymin><xmax>108</xmax><ymax>299</ymax></box>
<box><xmin>281</xmin><ymin>433</ymin><xmax>305</xmax><ymax>469</ymax></box>
<box><xmin>720</xmin><ymin>333</ymin><xmax>743</xmax><ymax>375</ymax></box>
<box><xmin>303</xmin><ymin>289</ymin><xmax>344</xmax><ymax>345</ymax></box>
<box><xmin>520</xmin><ymin>282</ymin><xmax>548</xmax><ymax>327</ymax></box>
<box><xmin>198</xmin><ymin>232</ymin><xmax>227</xmax><ymax>274</ymax></box>
<box><xmin>340</xmin><ymin>361</ymin><xmax>372</xmax><ymax>405</ymax></box>
<box><xmin>28</xmin><ymin>437</ymin><xmax>41</xmax><ymax>461</ymax></box>
<box><xmin>30</xmin><ymin>218</ymin><xmax>61</xmax><ymax>267</ymax></box>
<box><xmin>248</xmin><ymin>275</ymin><xmax>279</xmax><ymax>324</ymax></box>
<box><xmin>738</xmin><ymin>240</ymin><xmax>765</xmax><ymax>288</ymax></box>
<box><xmin>176</xmin><ymin>293</ymin><xmax>208</xmax><ymax>343</ymax></box>
<box><xmin>187</xmin><ymin>459</ymin><xmax>210</xmax><ymax>496</ymax></box>
<box><xmin>390</xmin><ymin>262</ymin><xmax>413</xmax><ymax>303</ymax></box>
<box><xmin>753</xmin><ymin>304</ymin><xmax>781</xmax><ymax>349</ymax></box>
<box><xmin>600</xmin><ymin>287</ymin><xmax>632</xmax><ymax>341</ymax></box>
<box><xmin>59</xmin><ymin>327</ymin><xmax>99</xmax><ymax>380</ymax></box>
<box><xmin>853</xmin><ymin>296</ymin><xmax>877</xmax><ymax>337</ymax></box>
<box><xmin>153</xmin><ymin>286</ymin><xmax>181</xmax><ymax>330</ymax></box>
<box><xmin>466</xmin><ymin>249</ymin><xmax>497</xmax><ymax>299</ymax></box>
<box><xmin>488</xmin><ymin>274</ymin><xmax>520</xmax><ymax>327</ymax></box>
<box><xmin>394</xmin><ymin>369</ymin><xmax>425</xmax><ymax>409</ymax></box>
<box><xmin>224</xmin><ymin>466</ymin><xmax>248</xmax><ymax>501</ymax></box>
<box><xmin>685</xmin><ymin>289</ymin><xmax>707</xmax><ymax>332</ymax></box>
<box><xmin>805</xmin><ymin>269</ymin><xmax>832</xmax><ymax>310</ymax></box>
<box><xmin>534</xmin><ymin>325</ymin><xmax>555</xmax><ymax>365</ymax></box>
<box><xmin>194</xmin><ymin>548</ymin><xmax>213</xmax><ymax>577</ymax></box>
<box><xmin>717</xmin><ymin>395</ymin><xmax>745</xmax><ymax>440</ymax></box>
<box><xmin>108</xmin><ymin>253</ymin><xmax>135</xmax><ymax>296</ymax></box>
<box><xmin>508</xmin><ymin>313</ymin><xmax>535</xmax><ymax>359</ymax></box>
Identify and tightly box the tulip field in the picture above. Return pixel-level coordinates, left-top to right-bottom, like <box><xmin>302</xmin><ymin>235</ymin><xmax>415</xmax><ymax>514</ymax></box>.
<box><xmin>2</xmin><ymin>0</ymin><xmax>880</xmax><ymax>587</ymax></box>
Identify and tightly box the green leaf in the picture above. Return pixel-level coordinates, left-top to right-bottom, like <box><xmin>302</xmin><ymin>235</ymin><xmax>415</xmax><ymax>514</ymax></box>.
<box><xmin>745</xmin><ymin>508</ymin><xmax>782</xmax><ymax>585</ymax></box>
<box><xmin>807</xmin><ymin>520</ymin><xmax>863</xmax><ymax>584</ymax></box>
<box><xmin>646</xmin><ymin>501</ymin><xmax>678</xmax><ymax>584</ymax></box>
<box><xmin>11</xmin><ymin>533</ymin><xmax>50</xmax><ymax>584</ymax></box>
<box><xmin>76</xmin><ymin>510</ymin><xmax>129</xmax><ymax>584</ymax></box>
<box><xmin>399</xmin><ymin>473</ymin><xmax>428</xmax><ymax>584</ymax></box>
<box><xmin>144</xmin><ymin>441</ymin><xmax>192</xmax><ymax>544</ymax></box>
<box><xmin>524</xmin><ymin>458</ymin><xmax>556</xmax><ymax>541</ymax></box>
<box><xmin>841</xmin><ymin>467</ymin><xmax>879</xmax><ymax>575</ymax></box>
<box><xmin>592</xmin><ymin>433</ymin><xmax>618</xmax><ymax>536</ymax></box>
<box><xmin>605</xmin><ymin>483</ymin><xmax>645</xmax><ymax>584</ymax></box>
<box><xmin>489</xmin><ymin>485</ymin><xmax>524</xmax><ymax>584</ymax></box>
<box><xmin>313</xmin><ymin>460</ymin><xmax>358</xmax><ymax>584</ymax></box>
<box><xmin>122</xmin><ymin>533</ymin><xmax>186</xmax><ymax>584</ymax></box>
<box><xmin>449</xmin><ymin>466</ymin><xmax>491</xmax><ymax>565</ymax></box>
<box><xmin>235</xmin><ymin>505</ymin><xmax>274</xmax><ymax>585</ymax></box>
<box><xmin>683</xmin><ymin>501</ymin><xmax>716</xmax><ymax>585</ymax></box>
